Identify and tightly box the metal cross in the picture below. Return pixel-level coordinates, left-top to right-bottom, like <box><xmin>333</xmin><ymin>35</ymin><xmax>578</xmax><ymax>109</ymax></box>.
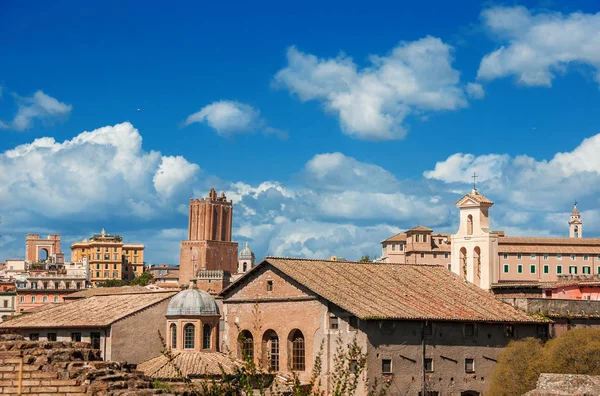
<box><xmin>472</xmin><ymin>172</ymin><xmax>478</xmax><ymax>190</ymax></box>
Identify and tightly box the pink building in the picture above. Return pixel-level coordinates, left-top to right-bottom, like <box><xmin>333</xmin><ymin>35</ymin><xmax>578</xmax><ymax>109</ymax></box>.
<box><xmin>381</xmin><ymin>190</ymin><xmax>600</xmax><ymax>294</ymax></box>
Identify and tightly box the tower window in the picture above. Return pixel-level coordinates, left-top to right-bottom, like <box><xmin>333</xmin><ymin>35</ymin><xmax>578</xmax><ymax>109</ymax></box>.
<box><xmin>425</xmin><ymin>358</ymin><xmax>433</xmax><ymax>372</ymax></box>
<box><xmin>184</xmin><ymin>324</ymin><xmax>195</xmax><ymax>349</ymax></box>
<box><xmin>382</xmin><ymin>359</ymin><xmax>392</xmax><ymax>374</ymax></box>
<box><xmin>467</xmin><ymin>214</ymin><xmax>473</xmax><ymax>235</ymax></box>
<box><xmin>391</xmin><ymin>244</ymin><xmax>395</xmax><ymax>251</ymax></box>
<box><xmin>267</xmin><ymin>280</ymin><xmax>273</xmax><ymax>292</ymax></box>
<box><xmin>415</xmin><ymin>234</ymin><xmax>420</xmax><ymax>242</ymax></box>
<box><xmin>423</xmin><ymin>235</ymin><xmax>427</xmax><ymax>242</ymax></box>
<box><xmin>465</xmin><ymin>358</ymin><xmax>475</xmax><ymax>373</ymax></box>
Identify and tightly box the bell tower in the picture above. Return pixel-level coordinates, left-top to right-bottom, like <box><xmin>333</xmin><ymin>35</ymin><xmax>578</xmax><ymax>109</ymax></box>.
<box><xmin>569</xmin><ymin>202</ymin><xmax>582</xmax><ymax>238</ymax></box>
<box><xmin>179</xmin><ymin>188</ymin><xmax>238</xmax><ymax>286</ymax></box>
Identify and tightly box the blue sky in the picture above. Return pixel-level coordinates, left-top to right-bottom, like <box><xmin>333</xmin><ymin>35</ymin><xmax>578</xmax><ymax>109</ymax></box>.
<box><xmin>2</xmin><ymin>0</ymin><xmax>600</xmax><ymax>265</ymax></box>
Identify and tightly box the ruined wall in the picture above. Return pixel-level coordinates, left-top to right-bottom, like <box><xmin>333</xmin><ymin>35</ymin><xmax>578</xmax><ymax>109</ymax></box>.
<box><xmin>0</xmin><ymin>333</ymin><xmax>171</xmax><ymax>395</ymax></box>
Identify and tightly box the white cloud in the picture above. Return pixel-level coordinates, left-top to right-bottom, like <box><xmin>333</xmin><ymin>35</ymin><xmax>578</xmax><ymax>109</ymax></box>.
<box><xmin>274</xmin><ymin>37</ymin><xmax>473</xmax><ymax>140</ymax></box>
<box><xmin>184</xmin><ymin>100</ymin><xmax>285</xmax><ymax>138</ymax></box>
<box><xmin>3</xmin><ymin>90</ymin><xmax>72</xmax><ymax>131</ymax></box>
<box><xmin>0</xmin><ymin>122</ymin><xmax>199</xmax><ymax>220</ymax></box>
<box><xmin>478</xmin><ymin>6</ymin><xmax>600</xmax><ymax>86</ymax></box>
<box><xmin>466</xmin><ymin>82</ymin><xmax>485</xmax><ymax>99</ymax></box>
<box><xmin>424</xmin><ymin>153</ymin><xmax>510</xmax><ymax>183</ymax></box>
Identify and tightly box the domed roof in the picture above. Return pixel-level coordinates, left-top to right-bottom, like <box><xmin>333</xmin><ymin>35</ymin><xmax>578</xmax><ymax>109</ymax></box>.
<box><xmin>167</xmin><ymin>284</ymin><xmax>220</xmax><ymax>317</ymax></box>
<box><xmin>239</xmin><ymin>242</ymin><xmax>254</xmax><ymax>259</ymax></box>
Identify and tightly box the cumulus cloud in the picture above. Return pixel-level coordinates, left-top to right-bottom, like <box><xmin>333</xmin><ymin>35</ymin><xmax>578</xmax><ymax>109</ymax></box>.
<box><xmin>424</xmin><ymin>153</ymin><xmax>510</xmax><ymax>183</ymax></box>
<box><xmin>184</xmin><ymin>100</ymin><xmax>286</xmax><ymax>138</ymax></box>
<box><xmin>274</xmin><ymin>37</ymin><xmax>474</xmax><ymax>140</ymax></box>
<box><xmin>1</xmin><ymin>90</ymin><xmax>72</xmax><ymax>131</ymax></box>
<box><xmin>0</xmin><ymin>122</ymin><xmax>199</xmax><ymax>222</ymax></box>
<box><xmin>466</xmin><ymin>82</ymin><xmax>485</xmax><ymax>99</ymax></box>
<box><xmin>478</xmin><ymin>6</ymin><xmax>600</xmax><ymax>86</ymax></box>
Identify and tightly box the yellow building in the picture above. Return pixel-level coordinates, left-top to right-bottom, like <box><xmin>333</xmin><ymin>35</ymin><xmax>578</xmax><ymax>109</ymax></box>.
<box><xmin>70</xmin><ymin>229</ymin><xmax>145</xmax><ymax>285</ymax></box>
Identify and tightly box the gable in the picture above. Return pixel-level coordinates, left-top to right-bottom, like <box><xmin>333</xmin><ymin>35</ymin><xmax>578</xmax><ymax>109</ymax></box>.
<box><xmin>455</xmin><ymin>196</ymin><xmax>480</xmax><ymax>207</ymax></box>
<box><xmin>225</xmin><ymin>264</ymin><xmax>313</xmax><ymax>301</ymax></box>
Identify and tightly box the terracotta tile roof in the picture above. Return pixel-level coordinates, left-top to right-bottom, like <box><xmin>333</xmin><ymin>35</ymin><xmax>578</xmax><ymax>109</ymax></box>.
<box><xmin>498</xmin><ymin>237</ymin><xmax>600</xmax><ymax>254</ymax></box>
<box><xmin>406</xmin><ymin>225</ymin><xmax>433</xmax><ymax>233</ymax></box>
<box><xmin>225</xmin><ymin>257</ymin><xmax>546</xmax><ymax>323</ymax></box>
<box><xmin>455</xmin><ymin>189</ymin><xmax>494</xmax><ymax>205</ymax></box>
<box><xmin>491</xmin><ymin>282</ymin><xmax>546</xmax><ymax>289</ymax></box>
<box><xmin>65</xmin><ymin>285</ymin><xmax>166</xmax><ymax>299</ymax></box>
<box><xmin>381</xmin><ymin>233</ymin><xmax>406</xmax><ymax>243</ymax></box>
<box><xmin>137</xmin><ymin>351</ymin><xmax>241</xmax><ymax>379</ymax></box>
<box><xmin>0</xmin><ymin>292</ymin><xmax>175</xmax><ymax>329</ymax></box>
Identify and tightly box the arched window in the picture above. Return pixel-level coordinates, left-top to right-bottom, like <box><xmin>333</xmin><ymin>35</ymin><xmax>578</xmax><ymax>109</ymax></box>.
<box><xmin>238</xmin><ymin>330</ymin><xmax>254</xmax><ymax>361</ymax></box>
<box><xmin>184</xmin><ymin>324</ymin><xmax>195</xmax><ymax>349</ymax></box>
<box><xmin>203</xmin><ymin>324</ymin><xmax>211</xmax><ymax>349</ymax></box>
<box><xmin>243</xmin><ymin>262</ymin><xmax>247</xmax><ymax>272</ymax></box>
<box><xmin>262</xmin><ymin>330</ymin><xmax>279</xmax><ymax>371</ymax></box>
<box><xmin>170</xmin><ymin>324</ymin><xmax>177</xmax><ymax>349</ymax></box>
<box><xmin>574</xmin><ymin>226</ymin><xmax>579</xmax><ymax>238</ymax></box>
<box><xmin>467</xmin><ymin>214</ymin><xmax>473</xmax><ymax>235</ymax></box>
<box><xmin>290</xmin><ymin>329</ymin><xmax>305</xmax><ymax>371</ymax></box>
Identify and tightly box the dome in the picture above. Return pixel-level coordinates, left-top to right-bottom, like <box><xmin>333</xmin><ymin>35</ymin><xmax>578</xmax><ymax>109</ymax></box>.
<box><xmin>239</xmin><ymin>242</ymin><xmax>254</xmax><ymax>259</ymax></box>
<box><xmin>167</xmin><ymin>285</ymin><xmax>220</xmax><ymax>316</ymax></box>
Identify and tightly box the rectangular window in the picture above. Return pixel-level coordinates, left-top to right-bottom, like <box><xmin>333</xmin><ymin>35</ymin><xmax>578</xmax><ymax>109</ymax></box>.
<box><xmin>113</xmin><ymin>264</ymin><xmax>117</xmax><ymax>269</ymax></box>
<box><xmin>543</xmin><ymin>254</ymin><xmax>548</xmax><ymax>261</ymax></box>
<box><xmin>544</xmin><ymin>265</ymin><xmax>549</xmax><ymax>274</ymax></box>
<box><xmin>420</xmin><ymin>253</ymin><xmax>425</xmax><ymax>258</ymax></box>
<box><xmin>3</xmin><ymin>301</ymin><xmax>7</xmax><ymax>308</ymax></box>
<box><xmin>465</xmin><ymin>323</ymin><xmax>475</xmax><ymax>337</ymax></box>
<box><xmin>584</xmin><ymin>255</ymin><xmax>589</xmax><ymax>261</ymax></box>
<box><xmin>134</xmin><ymin>257</ymin><xmax>138</xmax><ymax>263</ymax></box>
<box><xmin>583</xmin><ymin>266</ymin><xmax>591</xmax><ymax>275</ymax></box>
<box><xmin>96</xmin><ymin>264</ymin><xmax>100</xmax><ymax>269</ymax></box>
<box><xmin>505</xmin><ymin>324</ymin><xmax>515</xmax><ymax>338</ymax></box>
<box><xmin>20</xmin><ymin>296</ymin><xmax>24</xmax><ymax>303</ymax></box>
<box><xmin>391</xmin><ymin>244</ymin><xmax>395</xmax><ymax>251</ymax></box>
<box><xmin>113</xmin><ymin>254</ymin><xmax>118</xmax><ymax>261</ymax></box>
<box><xmin>90</xmin><ymin>332</ymin><xmax>101</xmax><ymax>349</ymax></box>
<box><xmin>569</xmin><ymin>266</ymin><xmax>577</xmax><ymax>275</ymax></box>
<box><xmin>503</xmin><ymin>253</ymin><xmax>508</xmax><ymax>260</ymax></box>
<box><xmin>134</xmin><ymin>250</ymin><xmax>138</xmax><ymax>255</ymax></box>
<box><xmin>444</xmin><ymin>253</ymin><xmax>448</xmax><ymax>259</ymax></box>
<box><xmin>96</xmin><ymin>247</ymin><xmax>100</xmax><ymax>252</ymax></box>
<box><xmin>465</xmin><ymin>358</ymin><xmax>475</xmax><ymax>373</ymax></box>
<box><xmin>517</xmin><ymin>264</ymin><xmax>523</xmax><ymax>274</ymax></box>
<box><xmin>267</xmin><ymin>280</ymin><xmax>273</xmax><ymax>292</ymax></box>
<box><xmin>329</xmin><ymin>315</ymin><xmax>339</xmax><ymax>330</ymax></box>
<box><xmin>531</xmin><ymin>253</ymin><xmax>536</xmax><ymax>260</ymax></box>
<box><xmin>433</xmin><ymin>253</ymin><xmax>437</xmax><ymax>258</ymax></box>
<box><xmin>71</xmin><ymin>333</ymin><xmax>82</xmax><ymax>342</ymax></box>
<box><xmin>54</xmin><ymin>296</ymin><xmax>59</xmax><ymax>303</ymax></box>
<box><xmin>503</xmin><ymin>264</ymin><xmax>509</xmax><ymax>273</ymax></box>
<box><xmin>47</xmin><ymin>333</ymin><xmax>57</xmax><ymax>342</ymax></box>
<box><xmin>447</xmin><ymin>264</ymin><xmax>451</xmax><ymax>270</ymax></box>
<box><xmin>571</xmin><ymin>254</ymin><xmax>576</xmax><ymax>261</ymax></box>
<box><xmin>517</xmin><ymin>253</ymin><xmax>522</xmax><ymax>260</ymax></box>
<box><xmin>425</xmin><ymin>358</ymin><xmax>433</xmax><ymax>372</ymax></box>
<box><xmin>112</xmin><ymin>272</ymin><xmax>118</xmax><ymax>278</ymax></box>
<box><xmin>105</xmin><ymin>264</ymin><xmax>108</xmax><ymax>269</ymax></box>
<box><xmin>557</xmin><ymin>254</ymin><xmax>562</xmax><ymax>260</ymax></box>
<box><xmin>96</xmin><ymin>271</ymin><xmax>100</xmax><ymax>277</ymax></box>
<box><xmin>530</xmin><ymin>265</ymin><xmax>536</xmax><ymax>274</ymax></box>
<box><xmin>557</xmin><ymin>266</ymin><xmax>562</xmax><ymax>274</ymax></box>
<box><xmin>598</xmin><ymin>266</ymin><xmax>600</xmax><ymax>275</ymax></box>
<box><xmin>349</xmin><ymin>316</ymin><xmax>359</xmax><ymax>330</ymax></box>
<box><xmin>29</xmin><ymin>333</ymin><xmax>39</xmax><ymax>341</ymax></box>
<box><xmin>382</xmin><ymin>359</ymin><xmax>392</xmax><ymax>374</ymax></box>
<box><xmin>113</xmin><ymin>247</ymin><xmax>118</xmax><ymax>252</ymax></box>
<box><xmin>31</xmin><ymin>296</ymin><xmax>36</xmax><ymax>303</ymax></box>
<box><xmin>104</xmin><ymin>271</ymin><xmax>109</xmax><ymax>278</ymax></box>
<box><xmin>400</xmin><ymin>244</ymin><xmax>404</xmax><ymax>251</ymax></box>
<box><xmin>96</xmin><ymin>254</ymin><xmax>100</xmax><ymax>260</ymax></box>
<box><xmin>415</xmin><ymin>235</ymin><xmax>420</xmax><ymax>242</ymax></box>
<box><xmin>105</xmin><ymin>247</ymin><xmax>109</xmax><ymax>252</ymax></box>
<box><xmin>104</xmin><ymin>254</ymin><xmax>109</xmax><ymax>260</ymax></box>
<box><xmin>423</xmin><ymin>235</ymin><xmax>427</xmax><ymax>242</ymax></box>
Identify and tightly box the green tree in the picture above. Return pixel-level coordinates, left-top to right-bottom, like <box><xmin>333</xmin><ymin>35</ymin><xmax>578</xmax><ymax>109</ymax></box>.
<box><xmin>489</xmin><ymin>329</ymin><xmax>600</xmax><ymax>396</ymax></box>
<box><xmin>130</xmin><ymin>270</ymin><xmax>153</xmax><ymax>286</ymax></box>
<box><xmin>359</xmin><ymin>255</ymin><xmax>371</xmax><ymax>263</ymax></box>
<box><xmin>97</xmin><ymin>279</ymin><xmax>129</xmax><ymax>288</ymax></box>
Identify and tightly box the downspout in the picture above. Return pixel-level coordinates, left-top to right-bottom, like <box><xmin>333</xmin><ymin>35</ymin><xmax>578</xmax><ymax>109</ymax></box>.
<box><xmin>421</xmin><ymin>321</ymin><xmax>426</xmax><ymax>396</ymax></box>
<box><xmin>326</xmin><ymin>310</ymin><xmax>331</xmax><ymax>395</ymax></box>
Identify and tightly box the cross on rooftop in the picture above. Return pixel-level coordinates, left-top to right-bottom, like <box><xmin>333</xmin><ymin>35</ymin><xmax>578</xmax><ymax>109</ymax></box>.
<box><xmin>472</xmin><ymin>172</ymin><xmax>478</xmax><ymax>190</ymax></box>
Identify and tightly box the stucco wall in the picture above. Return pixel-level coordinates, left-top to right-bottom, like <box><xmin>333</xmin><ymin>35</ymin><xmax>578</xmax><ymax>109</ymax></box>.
<box><xmin>110</xmin><ymin>298</ymin><xmax>170</xmax><ymax>364</ymax></box>
<box><xmin>365</xmin><ymin>320</ymin><xmax>541</xmax><ymax>395</ymax></box>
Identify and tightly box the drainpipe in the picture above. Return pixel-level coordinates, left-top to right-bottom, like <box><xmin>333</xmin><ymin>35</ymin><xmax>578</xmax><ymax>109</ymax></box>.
<box><xmin>421</xmin><ymin>322</ymin><xmax>426</xmax><ymax>396</ymax></box>
<box><xmin>326</xmin><ymin>311</ymin><xmax>331</xmax><ymax>395</ymax></box>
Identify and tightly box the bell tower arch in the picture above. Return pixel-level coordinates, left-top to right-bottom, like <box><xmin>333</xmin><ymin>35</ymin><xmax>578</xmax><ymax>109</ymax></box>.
<box><xmin>569</xmin><ymin>202</ymin><xmax>582</xmax><ymax>238</ymax></box>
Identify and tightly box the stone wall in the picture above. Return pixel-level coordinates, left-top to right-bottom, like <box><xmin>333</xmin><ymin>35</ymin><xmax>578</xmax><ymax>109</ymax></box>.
<box><xmin>0</xmin><ymin>333</ymin><xmax>172</xmax><ymax>395</ymax></box>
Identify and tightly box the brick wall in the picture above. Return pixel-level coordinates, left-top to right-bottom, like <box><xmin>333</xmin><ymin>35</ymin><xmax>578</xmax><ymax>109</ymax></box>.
<box><xmin>0</xmin><ymin>333</ymin><xmax>172</xmax><ymax>395</ymax></box>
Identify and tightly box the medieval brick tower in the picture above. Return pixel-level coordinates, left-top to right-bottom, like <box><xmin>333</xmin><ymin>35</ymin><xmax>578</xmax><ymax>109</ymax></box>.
<box><xmin>179</xmin><ymin>188</ymin><xmax>238</xmax><ymax>286</ymax></box>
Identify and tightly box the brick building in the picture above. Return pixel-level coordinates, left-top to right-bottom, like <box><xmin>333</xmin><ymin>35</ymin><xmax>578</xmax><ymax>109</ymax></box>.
<box><xmin>149</xmin><ymin>264</ymin><xmax>180</xmax><ymax>288</ymax></box>
<box><xmin>0</xmin><ymin>290</ymin><xmax>175</xmax><ymax>364</ymax></box>
<box><xmin>220</xmin><ymin>257</ymin><xmax>548</xmax><ymax>395</ymax></box>
<box><xmin>25</xmin><ymin>234</ymin><xmax>61</xmax><ymax>263</ymax></box>
<box><xmin>70</xmin><ymin>229</ymin><xmax>144</xmax><ymax>285</ymax></box>
<box><xmin>14</xmin><ymin>273</ymin><xmax>86</xmax><ymax>313</ymax></box>
<box><xmin>179</xmin><ymin>188</ymin><xmax>239</xmax><ymax>293</ymax></box>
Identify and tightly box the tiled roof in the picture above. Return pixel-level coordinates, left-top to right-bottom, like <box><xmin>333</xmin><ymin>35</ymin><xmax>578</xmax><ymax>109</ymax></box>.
<box><xmin>406</xmin><ymin>226</ymin><xmax>433</xmax><ymax>233</ymax></box>
<box><xmin>0</xmin><ymin>292</ymin><xmax>175</xmax><ymax>329</ymax></box>
<box><xmin>137</xmin><ymin>351</ymin><xmax>241</xmax><ymax>379</ymax></box>
<box><xmin>491</xmin><ymin>282</ymin><xmax>546</xmax><ymax>289</ymax></box>
<box><xmin>498</xmin><ymin>237</ymin><xmax>600</xmax><ymax>254</ymax></box>
<box><xmin>65</xmin><ymin>285</ymin><xmax>165</xmax><ymax>299</ymax></box>
<box><xmin>381</xmin><ymin>233</ymin><xmax>406</xmax><ymax>243</ymax></box>
<box><xmin>225</xmin><ymin>257</ymin><xmax>546</xmax><ymax>323</ymax></box>
<box><xmin>455</xmin><ymin>190</ymin><xmax>494</xmax><ymax>205</ymax></box>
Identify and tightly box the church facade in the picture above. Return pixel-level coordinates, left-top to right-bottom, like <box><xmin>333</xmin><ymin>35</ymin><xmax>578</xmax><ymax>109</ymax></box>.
<box><xmin>381</xmin><ymin>189</ymin><xmax>600</xmax><ymax>292</ymax></box>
